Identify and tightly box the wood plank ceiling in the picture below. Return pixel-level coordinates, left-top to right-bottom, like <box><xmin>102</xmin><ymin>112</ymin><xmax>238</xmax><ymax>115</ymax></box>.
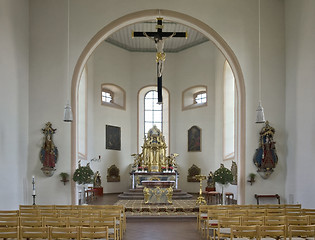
<box><xmin>105</xmin><ymin>20</ymin><xmax>209</xmax><ymax>53</ymax></box>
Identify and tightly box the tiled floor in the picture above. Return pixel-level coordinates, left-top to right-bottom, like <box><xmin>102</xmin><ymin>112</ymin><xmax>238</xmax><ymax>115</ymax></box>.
<box><xmin>124</xmin><ymin>218</ymin><xmax>203</xmax><ymax>240</ymax></box>
<box><xmin>91</xmin><ymin>193</ymin><xmax>203</xmax><ymax>239</ymax></box>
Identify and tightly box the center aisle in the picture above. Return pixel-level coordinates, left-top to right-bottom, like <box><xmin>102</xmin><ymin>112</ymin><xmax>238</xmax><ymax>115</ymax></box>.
<box><xmin>124</xmin><ymin>218</ymin><xmax>202</xmax><ymax>240</ymax></box>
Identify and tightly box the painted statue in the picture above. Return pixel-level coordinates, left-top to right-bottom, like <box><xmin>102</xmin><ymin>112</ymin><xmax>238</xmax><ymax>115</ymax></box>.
<box><xmin>40</xmin><ymin>122</ymin><xmax>58</xmax><ymax>176</ymax></box>
<box><xmin>253</xmin><ymin>121</ymin><xmax>278</xmax><ymax>179</ymax></box>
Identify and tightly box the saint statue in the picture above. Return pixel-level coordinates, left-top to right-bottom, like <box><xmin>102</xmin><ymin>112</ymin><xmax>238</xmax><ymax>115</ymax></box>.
<box><xmin>40</xmin><ymin>122</ymin><xmax>58</xmax><ymax>173</ymax></box>
<box><xmin>94</xmin><ymin>171</ymin><xmax>102</xmax><ymax>187</ymax></box>
<box><xmin>207</xmin><ymin>171</ymin><xmax>215</xmax><ymax>189</ymax></box>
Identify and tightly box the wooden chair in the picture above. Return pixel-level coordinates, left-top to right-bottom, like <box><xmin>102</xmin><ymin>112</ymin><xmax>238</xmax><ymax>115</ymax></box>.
<box><xmin>54</xmin><ymin>205</ymin><xmax>73</xmax><ymax>210</ymax></box>
<box><xmin>216</xmin><ymin>216</ymin><xmax>241</xmax><ymax>240</ymax></box>
<box><xmin>266</xmin><ymin>208</ymin><xmax>285</xmax><ymax>216</ymax></box>
<box><xmin>0</xmin><ymin>216</ymin><xmax>19</xmax><ymax>227</ymax></box>
<box><xmin>198</xmin><ymin>205</ymin><xmax>214</xmax><ymax>232</ymax></box>
<box><xmin>81</xmin><ymin>209</ymin><xmax>102</xmax><ymax>218</ymax></box>
<box><xmin>19</xmin><ymin>209</ymin><xmax>39</xmax><ymax>217</ymax></box>
<box><xmin>36</xmin><ymin>205</ymin><xmax>55</xmax><ymax>210</ymax></box>
<box><xmin>0</xmin><ymin>210</ymin><xmax>19</xmax><ymax>217</ymax></box>
<box><xmin>19</xmin><ymin>205</ymin><xmax>37</xmax><ymax>210</ymax></box>
<box><xmin>241</xmin><ymin>216</ymin><xmax>264</xmax><ymax>226</ymax></box>
<box><xmin>230</xmin><ymin>225</ymin><xmax>260</xmax><ymax>239</ymax></box>
<box><xmin>20</xmin><ymin>226</ymin><xmax>50</xmax><ymax>239</ymax></box>
<box><xmin>247</xmin><ymin>208</ymin><xmax>266</xmax><ymax>217</ymax></box>
<box><xmin>260</xmin><ymin>225</ymin><xmax>286</xmax><ymax>240</ymax></box>
<box><xmin>285</xmin><ymin>204</ymin><xmax>301</xmax><ymax>209</ymax></box>
<box><xmin>308</xmin><ymin>215</ymin><xmax>315</xmax><ymax>225</ymax></box>
<box><xmin>288</xmin><ymin>225</ymin><xmax>315</xmax><ymax>240</ymax></box>
<box><xmin>80</xmin><ymin>226</ymin><xmax>109</xmax><ymax>240</ymax></box>
<box><xmin>91</xmin><ymin>217</ymin><xmax>117</xmax><ymax>240</ymax></box>
<box><xmin>20</xmin><ymin>216</ymin><xmax>43</xmax><ymax>227</ymax></box>
<box><xmin>58</xmin><ymin>209</ymin><xmax>80</xmax><ymax>218</ymax></box>
<box><xmin>50</xmin><ymin>226</ymin><xmax>80</xmax><ymax>239</ymax></box>
<box><xmin>303</xmin><ymin>209</ymin><xmax>315</xmax><ymax>215</ymax></box>
<box><xmin>286</xmin><ymin>215</ymin><xmax>309</xmax><ymax>226</ymax></box>
<box><xmin>264</xmin><ymin>215</ymin><xmax>286</xmax><ymax>226</ymax></box>
<box><xmin>68</xmin><ymin>217</ymin><xmax>90</xmax><ymax>227</ymax></box>
<box><xmin>285</xmin><ymin>207</ymin><xmax>303</xmax><ymax>215</ymax></box>
<box><xmin>0</xmin><ymin>226</ymin><xmax>19</xmax><ymax>239</ymax></box>
<box><xmin>43</xmin><ymin>217</ymin><xmax>68</xmax><ymax>227</ymax></box>
<box><xmin>102</xmin><ymin>210</ymin><xmax>122</xmax><ymax>240</ymax></box>
<box><xmin>205</xmin><ymin>209</ymin><xmax>228</xmax><ymax>240</ymax></box>
<box><xmin>228</xmin><ymin>209</ymin><xmax>248</xmax><ymax>218</ymax></box>
<box><xmin>39</xmin><ymin>209</ymin><xmax>58</xmax><ymax>217</ymax></box>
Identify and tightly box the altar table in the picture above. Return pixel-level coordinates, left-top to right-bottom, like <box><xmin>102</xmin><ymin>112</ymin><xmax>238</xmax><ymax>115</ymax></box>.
<box><xmin>130</xmin><ymin>172</ymin><xmax>178</xmax><ymax>189</ymax></box>
<box><xmin>142</xmin><ymin>180</ymin><xmax>174</xmax><ymax>204</ymax></box>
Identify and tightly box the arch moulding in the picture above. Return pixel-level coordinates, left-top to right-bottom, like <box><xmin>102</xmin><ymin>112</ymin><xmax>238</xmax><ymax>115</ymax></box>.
<box><xmin>71</xmin><ymin>9</ymin><xmax>246</xmax><ymax>204</ymax></box>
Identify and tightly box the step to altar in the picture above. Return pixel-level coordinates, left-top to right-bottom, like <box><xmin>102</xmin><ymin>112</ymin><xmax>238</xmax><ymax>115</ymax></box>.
<box><xmin>118</xmin><ymin>188</ymin><xmax>193</xmax><ymax>200</ymax></box>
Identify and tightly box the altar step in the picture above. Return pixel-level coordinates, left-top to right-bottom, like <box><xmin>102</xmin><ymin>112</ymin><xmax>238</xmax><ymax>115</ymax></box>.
<box><xmin>118</xmin><ymin>188</ymin><xmax>193</xmax><ymax>200</ymax></box>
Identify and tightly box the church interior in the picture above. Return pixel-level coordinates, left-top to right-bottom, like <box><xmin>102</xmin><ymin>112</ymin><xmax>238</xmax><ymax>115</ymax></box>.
<box><xmin>1</xmin><ymin>0</ymin><xmax>315</xmax><ymax>239</ymax></box>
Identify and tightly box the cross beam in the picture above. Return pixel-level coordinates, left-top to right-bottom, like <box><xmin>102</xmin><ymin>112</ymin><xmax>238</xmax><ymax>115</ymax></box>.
<box><xmin>132</xmin><ymin>18</ymin><xmax>187</xmax><ymax>39</ymax></box>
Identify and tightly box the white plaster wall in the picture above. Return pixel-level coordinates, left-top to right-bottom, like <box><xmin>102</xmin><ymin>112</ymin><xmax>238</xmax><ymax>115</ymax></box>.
<box><xmin>169</xmin><ymin>42</ymin><xmax>216</xmax><ymax>193</ymax></box>
<box><xmin>28</xmin><ymin>0</ymin><xmax>72</xmax><ymax>205</ymax></box>
<box><xmin>88</xmin><ymin>43</ymin><xmax>132</xmax><ymax>193</ymax></box>
<box><xmin>285</xmin><ymin>0</ymin><xmax>315</xmax><ymax>208</ymax></box>
<box><xmin>0</xmin><ymin>0</ymin><xmax>29</xmax><ymax>209</ymax></box>
<box><xmin>245</xmin><ymin>0</ymin><xmax>286</xmax><ymax>204</ymax></box>
<box><xmin>24</xmin><ymin>0</ymin><xmax>287</xmax><ymax>205</ymax></box>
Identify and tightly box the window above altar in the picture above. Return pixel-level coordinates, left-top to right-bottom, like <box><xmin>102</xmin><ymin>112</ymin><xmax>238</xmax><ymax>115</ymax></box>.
<box><xmin>138</xmin><ymin>86</ymin><xmax>169</xmax><ymax>154</ymax></box>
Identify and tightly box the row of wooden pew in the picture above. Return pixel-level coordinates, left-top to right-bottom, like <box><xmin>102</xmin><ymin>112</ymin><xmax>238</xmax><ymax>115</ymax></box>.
<box><xmin>197</xmin><ymin>203</ymin><xmax>315</xmax><ymax>240</ymax></box>
<box><xmin>0</xmin><ymin>226</ymin><xmax>109</xmax><ymax>240</ymax></box>
<box><xmin>0</xmin><ymin>204</ymin><xmax>126</xmax><ymax>240</ymax></box>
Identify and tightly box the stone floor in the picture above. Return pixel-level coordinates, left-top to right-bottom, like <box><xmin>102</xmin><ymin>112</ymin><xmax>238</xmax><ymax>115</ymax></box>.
<box><xmin>90</xmin><ymin>193</ymin><xmax>203</xmax><ymax>239</ymax></box>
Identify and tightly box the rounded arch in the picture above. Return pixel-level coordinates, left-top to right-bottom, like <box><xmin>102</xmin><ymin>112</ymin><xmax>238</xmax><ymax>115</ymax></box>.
<box><xmin>71</xmin><ymin>9</ymin><xmax>246</xmax><ymax>204</ymax></box>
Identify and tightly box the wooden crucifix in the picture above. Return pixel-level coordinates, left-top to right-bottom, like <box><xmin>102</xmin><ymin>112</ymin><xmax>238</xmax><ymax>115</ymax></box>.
<box><xmin>132</xmin><ymin>18</ymin><xmax>187</xmax><ymax>103</ymax></box>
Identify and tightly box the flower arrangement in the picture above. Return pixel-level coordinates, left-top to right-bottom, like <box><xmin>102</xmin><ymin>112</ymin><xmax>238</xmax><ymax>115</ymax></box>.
<box><xmin>161</xmin><ymin>166</ymin><xmax>166</xmax><ymax>172</ymax></box>
<box><xmin>137</xmin><ymin>166</ymin><xmax>143</xmax><ymax>171</ymax></box>
<box><xmin>73</xmin><ymin>163</ymin><xmax>94</xmax><ymax>185</ymax></box>
<box><xmin>214</xmin><ymin>164</ymin><xmax>233</xmax><ymax>185</ymax></box>
<box><xmin>168</xmin><ymin>166</ymin><xmax>174</xmax><ymax>171</ymax></box>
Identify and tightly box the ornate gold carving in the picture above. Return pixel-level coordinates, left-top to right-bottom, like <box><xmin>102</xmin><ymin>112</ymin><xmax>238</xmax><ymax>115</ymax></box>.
<box><xmin>149</xmin><ymin>177</ymin><xmax>160</xmax><ymax>181</ymax></box>
<box><xmin>107</xmin><ymin>164</ymin><xmax>120</xmax><ymax>182</ymax></box>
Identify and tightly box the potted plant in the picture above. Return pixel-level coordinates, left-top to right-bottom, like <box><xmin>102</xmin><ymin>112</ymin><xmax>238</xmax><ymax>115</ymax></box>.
<box><xmin>59</xmin><ymin>172</ymin><xmax>69</xmax><ymax>185</ymax></box>
<box><xmin>214</xmin><ymin>164</ymin><xmax>233</xmax><ymax>204</ymax></box>
<box><xmin>248</xmin><ymin>173</ymin><xmax>256</xmax><ymax>185</ymax></box>
<box><xmin>73</xmin><ymin>163</ymin><xmax>94</xmax><ymax>185</ymax></box>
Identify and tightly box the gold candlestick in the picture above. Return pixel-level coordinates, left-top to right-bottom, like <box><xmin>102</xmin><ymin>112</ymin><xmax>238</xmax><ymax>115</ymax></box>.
<box><xmin>195</xmin><ymin>174</ymin><xmax>207</xmax><ymax>205</ymax></box>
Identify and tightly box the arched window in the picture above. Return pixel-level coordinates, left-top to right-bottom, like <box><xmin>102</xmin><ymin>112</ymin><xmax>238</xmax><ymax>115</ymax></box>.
<box><xmin>144</xmin><ymin>90</ymin><xmax>162</xmax><ymax>137</ymax></box>
<box><xmin>100</xmin><ymin>83</ymin><xmax>126</xmax><ymax>110</ymax></box>
<box><xmin>182</xmin><ymin>85</ymin><xmax>207</xmax><ymax>110</ymax></box>
<box><xmin>101</xmin><ymin>90</ymin><xmax>113</xmax><ymax>103</ymax></box>
<box><xmin>194</xmin><ymin>91</ymin><xmax>207</xmax><ymax>104</ymax></box>
<box><xmin>78</xmin><ymin>67</ymin><xmax>87</xmax><ymax>160</ymax></box>
<box><xmin>138</xmin><ymin>86</ymin><xmax>169</xmax><ymax>153</ymax></box>
<box><xmin>223</xmin><ymin>60</ymin><xmax>235</xmax><ymax>160</ymax></box>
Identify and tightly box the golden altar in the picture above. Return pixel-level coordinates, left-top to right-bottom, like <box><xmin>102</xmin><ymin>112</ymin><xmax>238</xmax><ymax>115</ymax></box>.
<box><xmin>131</xmin><ymin>125</ymin><xmax>179</xmax><ymax>204</ymax></box>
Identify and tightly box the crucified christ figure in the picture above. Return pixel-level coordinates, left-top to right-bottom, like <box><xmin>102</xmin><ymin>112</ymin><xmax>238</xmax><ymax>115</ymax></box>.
<box><xmin>143</xmin><ymin>32</ymin><xmax>176</xmax><ymax>77</ymax></box>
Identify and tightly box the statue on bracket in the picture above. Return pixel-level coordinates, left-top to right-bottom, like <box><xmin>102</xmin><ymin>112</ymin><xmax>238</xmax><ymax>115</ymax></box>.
<box><xmin>231</xmin><ymin>161</ymin><xmax>237</xmax><ymax>185</ymax></box>
<box><xmin>107</xmin><ymin>165</ymin><xmax>120</xmax><ymax>182</ymax></box>
<box><xmin>253</xmin><ymin>121</ymin><xmax>278</xmax><ymax>179</ymax></box>
<box><xmin>40</xmin><ymin>122</ymin><xmax>58</xmax><ymax>177</ymax></box>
